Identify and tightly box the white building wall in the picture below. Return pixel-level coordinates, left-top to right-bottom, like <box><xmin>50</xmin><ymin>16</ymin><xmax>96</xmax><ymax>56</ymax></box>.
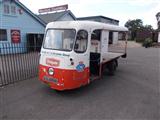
<box><xmin>113</xmin><ymin>32</ymin><xmax>118</xmax><ymax>44</ymax></box>
<box><xmin>158</xmin><ymin>32</ymin><xmax>160</xmax><ymax>43</ymax></box>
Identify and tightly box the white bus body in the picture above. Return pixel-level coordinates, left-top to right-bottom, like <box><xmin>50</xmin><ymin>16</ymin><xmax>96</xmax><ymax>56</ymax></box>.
<box><xmin>39</xmin><ymin>21</ymin><xmax>128</xmax><ymax>90</ymax></box>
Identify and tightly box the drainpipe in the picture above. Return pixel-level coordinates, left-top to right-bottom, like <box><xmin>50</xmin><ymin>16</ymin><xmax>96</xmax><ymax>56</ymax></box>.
<box><xmin>34</xmin><ymin>35</ymin><xmax>36</xmax><ymax>51</ymax></box>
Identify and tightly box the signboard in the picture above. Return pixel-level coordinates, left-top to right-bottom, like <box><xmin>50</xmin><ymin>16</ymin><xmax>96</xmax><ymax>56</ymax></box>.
<box><xmin>11</xmin><ymin>30</ymin><xmax>21</xmax><ymax>43</ymax></box>
<box><xmin>38</xmin><ymin>4</ymin><xmax>68</xmax><ymax>13</ymax></box>
<box><xmin>46</xmin><ymin>58</ymin><xmax>60</xmax><ymax>67</ymax></box>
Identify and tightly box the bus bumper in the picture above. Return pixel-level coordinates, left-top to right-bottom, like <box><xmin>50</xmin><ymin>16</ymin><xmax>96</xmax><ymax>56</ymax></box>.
<box><xmin>39</xmin><ymin>64</ymin><xmax>89</xmax><ymax>91</ymax></box>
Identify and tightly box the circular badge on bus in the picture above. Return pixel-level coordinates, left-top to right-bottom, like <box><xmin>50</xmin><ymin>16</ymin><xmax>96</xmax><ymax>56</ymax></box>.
<box><xmin>76</xmin><ymin>62</ymin><xmax>85</xmax><ymax>72</ymax></box>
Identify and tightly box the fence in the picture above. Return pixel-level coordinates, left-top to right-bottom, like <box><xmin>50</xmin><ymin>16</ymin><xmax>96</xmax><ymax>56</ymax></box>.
<box><xmin>0</xmin><ymin>42</ymin><xmax>41</xmax><ymax>86</ymax></box>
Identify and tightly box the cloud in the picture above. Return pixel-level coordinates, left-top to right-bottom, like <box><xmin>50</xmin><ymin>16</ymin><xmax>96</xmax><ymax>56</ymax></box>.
<box><xmin>127</xmin><ymin>0</ymin><xmax>160</xmax><ymax>6</ymax></box>
<box><xmin>142</xmin><ymin>2</ymin><xmax>160</xmax><ymax>28</ymax></box>
<box><xmin>20</xmin><ymin>0</ymin><xmax>159</xmax><ymax>28</ymax></box>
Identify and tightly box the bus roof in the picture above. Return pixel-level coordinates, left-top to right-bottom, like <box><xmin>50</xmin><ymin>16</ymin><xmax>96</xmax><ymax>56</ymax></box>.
<box><xmin>46</xmin><ymin>21</ymin><xmax>128</xmax><ymax>32</ymax></box>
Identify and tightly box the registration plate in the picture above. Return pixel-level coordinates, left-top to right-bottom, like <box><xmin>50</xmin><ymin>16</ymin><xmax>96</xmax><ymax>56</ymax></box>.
<box><xmin>44</xmin><ymin>76</ymin><xmax>58</xmax><ymax>83</ymax></box>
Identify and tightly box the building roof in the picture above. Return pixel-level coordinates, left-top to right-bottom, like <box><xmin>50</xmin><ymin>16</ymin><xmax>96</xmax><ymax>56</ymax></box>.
<box><xmin>38</xmin><ymin>10</ymin><xmax>76</xmax><ymax>24</ymax></box>
<box><xmin>77</xmin><ymin>15</ymin><xmax>119</xmax><ymax>23</ymax></box>
<box><xmin>12</xmin><ymin>0</ymin><xmax>46</xmax><ymax>26</ymax></box>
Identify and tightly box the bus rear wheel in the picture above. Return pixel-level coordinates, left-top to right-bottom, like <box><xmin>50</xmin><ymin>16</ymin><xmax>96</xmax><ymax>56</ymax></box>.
<box><xmin>107</xmin><ymin>59</ymin><xmax>118</xmax><ymax>76</ymax></box>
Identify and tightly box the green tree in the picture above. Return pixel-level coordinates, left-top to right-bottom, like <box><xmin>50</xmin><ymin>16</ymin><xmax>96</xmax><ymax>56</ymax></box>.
<box><xmin>125</xmin><ymin>19</ymin><xmax>143</xmax><ymax>40</ymax></box>
<box><xmin>141</xmin><ymin>25</ymin><xmax>153</xmax><ymax>31</ymax></box>
<box><xmin>156</xmin><ymin>12</ymin><xmax>160</xmax><ymax>30</ymax></box>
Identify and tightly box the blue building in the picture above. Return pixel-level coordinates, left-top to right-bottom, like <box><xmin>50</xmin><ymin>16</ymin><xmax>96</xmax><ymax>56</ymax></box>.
<box><xmin>38</xmin><ymin>10</ymin><xmax>76</xmax><ymax>24</ymax></box>
<box><xmin>77</xmin><ymin>16</ymin><xmax>119</xmax><ymax>25</ymax></box>
<box><xmin>0</xmin><ymin>0</ymin><xmax>46</xmax><ymax>54</ymax></box>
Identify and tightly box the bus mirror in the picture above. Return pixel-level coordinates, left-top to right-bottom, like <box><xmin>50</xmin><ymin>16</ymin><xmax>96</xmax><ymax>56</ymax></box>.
<box><xmin>38</xmin><ymin>53</ymin><xmax>41</xmax><ymax>57</ymax></box>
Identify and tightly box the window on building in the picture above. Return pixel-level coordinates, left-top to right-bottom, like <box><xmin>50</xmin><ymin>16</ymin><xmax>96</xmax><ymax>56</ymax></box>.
<box><xmin>11</xmin><ymin>6</ymin><xmax>16</xmax><ymax>15</ymax></box>
<box><xmin>109</xmin><ymin>32</ymin><xmax>113</xmax><ymax>44</ymax></box>
<box><xmin>0</xmin><ymin>29</ymin><xmax>7</xmax><ymax>41</ymax></box>
<box><xmin>4</xmin><ymin>4</ymin><xmax>10</xmax><ymax>14</ymax></box>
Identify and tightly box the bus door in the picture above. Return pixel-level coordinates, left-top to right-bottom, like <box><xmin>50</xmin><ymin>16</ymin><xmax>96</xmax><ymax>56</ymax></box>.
<box><xmin>90</xmin><ymin>30</ymin><xmax>101</xmax><ymax>77</ymax></box>
<box><xmin>90</xmin><ymin>29</ymin><xmax>109</xmax><ymax>78</ymax></box>
<box><xmin>72</xmin><ymin>30</ymin><xmax>89</xmax><ymax>82</ymax></box>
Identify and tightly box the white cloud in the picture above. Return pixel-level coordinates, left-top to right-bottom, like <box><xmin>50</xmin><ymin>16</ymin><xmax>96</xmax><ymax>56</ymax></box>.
<box><xmin>142</xmin><ymin>2</ymin><xmax>160</xmax><ymax>28</ymax></box>
<box><xmin>127</xmin><ymin>0</ymin><xmax>158</xmax><ymax>5</ymax></box>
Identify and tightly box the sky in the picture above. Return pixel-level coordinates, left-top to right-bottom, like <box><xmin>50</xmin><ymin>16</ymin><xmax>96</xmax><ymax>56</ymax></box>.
<box><xmin>20</xmin><ymin>0</ymin><xmax>160</xmax><ymax>29</ymax></box>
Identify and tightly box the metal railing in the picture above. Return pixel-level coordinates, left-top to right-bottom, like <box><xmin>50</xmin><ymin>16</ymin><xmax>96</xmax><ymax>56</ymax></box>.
<box><xmin>0</xmin><ymin>42</ymin><xmax>41</xmax><ymax>86</ymax></box>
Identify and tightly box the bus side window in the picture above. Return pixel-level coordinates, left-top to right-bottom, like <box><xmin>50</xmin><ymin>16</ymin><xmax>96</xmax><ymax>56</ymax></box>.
<box><xmin>74</xmin><ymin>30</ymin><xmax>88</xmax><ymax>53</ymax></box>
<box><xmin>91</xmin><ymin>30</ymin><xmax>101</xmax><ymax>53</ymax></box>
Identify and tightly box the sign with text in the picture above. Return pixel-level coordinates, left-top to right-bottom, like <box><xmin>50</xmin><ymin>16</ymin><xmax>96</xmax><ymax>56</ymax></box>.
<box><xmin>38</xmin><ymin>4</ymin><xmax>68</xmax><ymax>13</ymax></box>
<box><xmin>46</xmin><ymin>58</ymin><xmax>60</xmax><ymax>67</ymax></box>
<box><xmin>11</xmin><ymin>30</ymin><xmax>21</xmax><ymax>43</ymax></box>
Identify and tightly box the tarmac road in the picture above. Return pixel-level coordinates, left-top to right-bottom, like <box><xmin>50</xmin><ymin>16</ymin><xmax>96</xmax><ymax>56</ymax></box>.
<box><xmin>0</xmin><ymin>47</ymin><xmax>160</xmax><ymax>120</ymax></box>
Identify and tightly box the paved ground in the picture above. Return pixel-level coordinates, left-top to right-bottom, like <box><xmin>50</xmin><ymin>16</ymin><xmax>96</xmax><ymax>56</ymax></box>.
<box><xmin>126</xmin><ymin>41</ymin><xmax>142</xmax><ymax>48</ymax></box>
<box><xmin>0</xmin><ymin>47</ymin><xmax>160</xmax><ymax>120</ymax></box>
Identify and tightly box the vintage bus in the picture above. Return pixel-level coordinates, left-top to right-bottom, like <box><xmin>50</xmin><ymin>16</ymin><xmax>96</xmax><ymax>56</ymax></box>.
<box><xmin>39</xmin><ymin>21</ymin><xmax>128</xmax><ymax>90</ymax></box>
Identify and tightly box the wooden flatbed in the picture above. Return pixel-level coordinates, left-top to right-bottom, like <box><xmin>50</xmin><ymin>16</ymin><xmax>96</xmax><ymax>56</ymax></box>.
<box><xmin>102</xmin><ymin>52</ymin><xmax>124</xmax><ymax>63</ymax></box>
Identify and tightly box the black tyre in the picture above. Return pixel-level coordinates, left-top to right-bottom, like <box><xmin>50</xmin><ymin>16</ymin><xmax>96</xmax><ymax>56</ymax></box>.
<box><xmin>107</xmin><ymin>60</ymin><xmax>117</xmax><ymax>76</ymax></box>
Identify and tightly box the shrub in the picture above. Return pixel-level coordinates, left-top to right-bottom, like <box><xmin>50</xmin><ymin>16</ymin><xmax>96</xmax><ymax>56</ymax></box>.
<box><xmin>135</xmin><ymin>38</ymin><xmax>144</xmax><ymax>43</ymax></box>
<box><xmin>142</xmin><ymin>38</ymin><xmax>153</xmax><ymax>48</ymax></box>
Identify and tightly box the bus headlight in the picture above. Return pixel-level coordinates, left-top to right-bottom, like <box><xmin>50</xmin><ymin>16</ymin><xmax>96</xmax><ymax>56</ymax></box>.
<box><xmin>48</xmin><ymin>68</ymin><xmax>54</xmax><ymax>75</ymax></box>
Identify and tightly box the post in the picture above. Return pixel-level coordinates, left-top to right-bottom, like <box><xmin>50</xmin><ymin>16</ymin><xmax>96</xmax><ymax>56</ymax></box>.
<box><xmin>34</xmin><ymin>34</ymin><xmax>36</xmax><ymax>51</ymax></box>
<box><xmin>125</xmin><ymin>32</ymin><xmax>128</xmax><ymax>54</ymax></box>
<box><xmin>158</xmin><ymin>32</ymin><xmax>160</xmax><ymax>43</ymax></box>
